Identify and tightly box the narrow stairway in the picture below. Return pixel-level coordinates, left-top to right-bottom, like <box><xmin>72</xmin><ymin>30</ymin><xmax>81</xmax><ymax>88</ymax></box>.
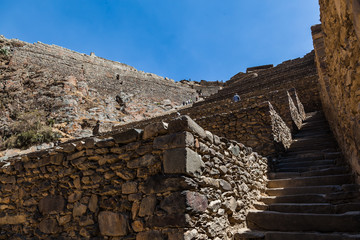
<box><xmin>235</xmin><ymin>111</ymin><xmax>360</xmax><ymax>240</ymax></box>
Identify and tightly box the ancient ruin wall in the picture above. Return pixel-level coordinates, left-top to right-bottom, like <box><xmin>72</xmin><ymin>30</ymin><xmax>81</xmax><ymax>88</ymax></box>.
<box><xmin>0</xmin><ymin>116</ymin><xmax>267</xmax><ymax>239</ymax></box>
<box><xmin>112</xmin><ymin>96</ymin><xmax>295</xmax><ymax>157</ymax></box>
<box><xmin>10</xmin><ymin>40</ymin><xmax>196</xmax><ymax>103</ymax></box>
<box><xmin>312</xmin><ymin>0</ymin><xmax>360</xmax><ymax>181</ymax></box>
<box><xmin>191</xmin><ymin>102</ymin><xmax>292</xmax><ymax>157</ymax></box>
<box><xmin>217</xmin><ymin>52</ymin><xmax>321</xmax><ymax>113</ymax></box>
<box><xmin>112</xmin><ymin>86</ymin><xmax>303</xmax><ymax>157</ymax></box>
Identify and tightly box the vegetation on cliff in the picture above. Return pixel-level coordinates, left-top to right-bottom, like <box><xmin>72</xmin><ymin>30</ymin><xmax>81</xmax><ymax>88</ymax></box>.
<box><xmin>1</xmin><ymin>110</ymin><xmax>60</xmax><ymax>149</ymax></box>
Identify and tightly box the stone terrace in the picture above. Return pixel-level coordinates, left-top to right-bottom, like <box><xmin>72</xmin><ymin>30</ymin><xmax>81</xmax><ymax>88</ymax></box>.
<box><xmin>0</xmin><ymin>116</ymin><xmax>268</xmax><ymax>239</ymax></box>
<box><xmin>110</xmin><ymin>53</ymin><xmax>317</xmax><ymax>157</ymax></box>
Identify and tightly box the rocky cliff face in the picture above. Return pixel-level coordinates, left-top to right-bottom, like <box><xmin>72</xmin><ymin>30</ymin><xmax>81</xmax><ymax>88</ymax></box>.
<box><xmin>0</xmin><ymin>36</ymin><xmax>203</xmax><ymax>149</ymax></box>
<box><xmin>312</xmin><ymin>0</ymin><xmax>360</xmax><ymax>182</ymax></box>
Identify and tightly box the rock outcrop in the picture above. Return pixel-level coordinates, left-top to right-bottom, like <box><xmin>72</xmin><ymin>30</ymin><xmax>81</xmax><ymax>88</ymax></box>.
<box><xmin>0</xmin><ymin>36</ymin><xmax>219</xmax><ymax>148</ymax></box>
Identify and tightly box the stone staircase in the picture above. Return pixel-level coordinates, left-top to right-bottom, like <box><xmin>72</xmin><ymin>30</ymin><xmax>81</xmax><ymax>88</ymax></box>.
<box><xmin>234</xmin><ymin>111</ymin><xmax>360</xmax><ymax>240</ymax></box>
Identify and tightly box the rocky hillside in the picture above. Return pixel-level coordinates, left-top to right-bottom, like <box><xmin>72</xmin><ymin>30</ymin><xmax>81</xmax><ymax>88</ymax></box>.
<box><xmin>0</xmin><ymin>36</ymin><xmax>221</xmax><ymax>150</ymax></box>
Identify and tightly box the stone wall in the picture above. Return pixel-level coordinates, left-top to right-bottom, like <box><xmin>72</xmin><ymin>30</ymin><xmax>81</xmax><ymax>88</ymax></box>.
<box><xmin>191</xmin><ymin>102</ymin><xmax>292</xmax><ymax>157</ymax></box>
<box><xmin>0</xmin><ymin>116</ymin><xmax>267</xmax><ymax>239</ymax></box>
<box><xmin>312</xmin><ymin>0</ymin><xmax>360</xmax><ymax>181</ymax></box>
<box><xmin>112</xmin><ymin>88</ymin><xmax>301</xmax><ymax>157</ymax></box>
<box><xmin>216</xmin><ymin>51</ymin><xmax>321</xmax><ymax>113</ymax></box>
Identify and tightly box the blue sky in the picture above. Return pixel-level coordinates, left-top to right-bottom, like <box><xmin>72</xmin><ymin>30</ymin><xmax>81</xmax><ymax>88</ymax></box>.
<box><xmin>0</xmin><ymin>0</ymin><xmax>320</xmax><ymax>81</ymax></box>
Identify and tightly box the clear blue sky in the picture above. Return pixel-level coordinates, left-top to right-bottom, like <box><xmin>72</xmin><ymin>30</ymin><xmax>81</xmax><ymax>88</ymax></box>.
<box><xmin>0</xmin><ymin>0</ymin><xmax>320</xmax><ymax>82</ymax></box>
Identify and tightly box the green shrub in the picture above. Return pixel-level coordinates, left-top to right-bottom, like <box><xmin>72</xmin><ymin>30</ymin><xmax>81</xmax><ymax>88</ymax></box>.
<box><xmin>3</xmin><ymin>110</ymin><xmax>61</xmax><ymax>149</ymax></box>
<box><xmin>0</xmin><ymin>48</ymin><xmax>8</xmax><ymax>56</ymax></box>
<box><xmin>4</xmin><ymin>127</ymin><xmax>60</xmax><ymax>149</ymax></box>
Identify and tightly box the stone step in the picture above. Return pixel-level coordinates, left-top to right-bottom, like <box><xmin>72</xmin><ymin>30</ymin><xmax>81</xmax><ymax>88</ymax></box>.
<box><xmin>288</xmin><ymin>144</ymin><xmax>338</xmax><ymax>152</ymax></box>
<box><xmin>266</xmin><ymin>184</ymin><xmax>359</xmax><ymax>196</ymax></box>
<box><xmin>336</xmin><ymin>203</ymin><xmax>360</xmax><ymax>214</ymax></box>
<box><xmin>260</xmin><ymin>193</ymin><xmax>343</xmax><ymax>204</ymax></box>
<box><xmin>234</xmin><ymin>230</ymin><xmax>360</xmax><ymax>240</ymax></box>
<box><xmin>301</xmin><ymin>121</ymin><xmax>330</xmax><ymax>127</ymax></box>
<box><xmin>290</xmin><ymin>141</ymin><xmax>338</xmax><ymax>149</ymax></box>
<box><xmin>261</xmin><ymin>194</ymin><xmax>328</xmax><ymax>204</ymax></box>
<box><xmin>292</xmin><ymin>136</ymin><xmax>336</xmax><ymax>147</ymax></box>
<box><xmin>264</xmin><ymin>202</ymin><xmax>360</xmax><ymax>214</ymax></box>
<box><xmin>284</xmin><ymin>149</ymin><xmax>340</xmax><ymax>158</ymax></box>
<box><xmin>264</xmin><ymin>231</ymin><xmax>360</xmax><ymax>240</ymax></box>
<box><xmin>275</xmin><ymin>159</ymin><xmax>336</xmax><ymax>169</ymax></box>
<box><xmin>276</xmin><ymin>152</ymin><xmax>342</xmax><ymax>163</ymax></box>
<box><xmin>295</xmin><ymin>128</ymin><xmax>331</xmax><ymax>135</ymax></box>
<box><xmin>298</xmin><ymin>127</ymin><xmax>331</xmax><ymax>133</ymax></box>
<box><xmin>292</xmin><ymin>135</ymin><xmax>335</xmax><ymax>142</ymax></box>
<box><xmin>268</xmin><ymin>166</ymin><xmax>349</xmax><ymax>179</ymax></box>
<box><xmin>246</xmin><ymin>210</ymin><xmax>360</xmax><ymax>232</ymax></box>
<box><xmin>233</xmin><ymin>228</ymin><xmax>265</xmax><ymax>240</ymax></box>
<box><xmin>300</xmin><ymin>125</ymin><xmax>330</xmax><ymax>131</ymax></box>
<box><xmin>267</xmin><ymin>174</ymin><xmax>353</xmax><ymax>188</ymax></box>
<box><xmin>285</xmin><ymin>148</ymin><xmax>339</xmax><ymax>156</ymax></box>
<box><xmin>275</xmin><ymin>164</ymin><xmax>336</xmax><ymax>172</ymax></box>
<box><xmin>266</xmin><ymin>203</ymin><xmax>333</xmax><ymax>214</ymax></box>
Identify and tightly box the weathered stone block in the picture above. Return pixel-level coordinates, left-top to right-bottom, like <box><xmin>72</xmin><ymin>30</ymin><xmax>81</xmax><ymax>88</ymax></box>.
<box><xmin>138</xmin><ymin>195</ymin><xmax>157</xmax><ymax>217</ymax></box>
<box><xmin>143</xmin><ymin>122</ymin><xmax>168</xmax><ymax>140</ymax></box>
<box><xmin>39</xmin><ymin>195</ymin><xmax>66</xmax><ymax>214</ymax></box>
<box><xmin>136</xmin><ymin>230</ymin><xmax>164</xmax><ymax>240</ymax></box>
<box><xmin>67</xmin><ymin>150</ymin><xmax>85</xmax><ymax>161</ymax></box>
<box><xmin>218</xmin><ymin>179</ymin><xmax>232</xmax><ymax>191</ymax></box>
<box><xmin>0</xmin><ymin>176</ymin><xmax>16</xmax><ymax>184</ymax></box>
<box><xmin>122</xmin><ymin>181</ymin><xmax>138</xmax><ymax>194</ymax></box>
<box><xmin>229</xmin><ymin>144</ymin><xmax>240</xmax><ymax>156</ymax></box>
<box><xmin>205</xmin><ymin>130</ymin><xmax>214</xmax><ymax>143</ymax></box>
<box><xmin>115</xmin><ymin>169</ymin><xmax>135</xmax><ymax>180</ymax></box>
<box><xmin>185</xmin><ymin>191</ymin><xmax>208</xmax><ymax>212</ymax></box>
<box><xmin>140</xmin><ymin>176</ymin><xmax>194</xmax><ymax>194</ymax></box>
<box><xmin>60</xmin><ymin>143</ymin><xmax>76</xmax><ymax>153</ymax></box>
<box><xmin>68</xmin><ymin>191</ymin><xmax>82</xmax><ymax>203</ymax></box>
<box><xmin>163</xmin><ymin>148</ymin><xmax>204</xmax><ymax>176</ymax></box>
<box><xmin>132</xmin><ymin>220</ymin><xmax>144</xmax><ymax>232</ymax></box>
<box><xmin>136</xmin><ymin>144</ymin><xmax>153</xmax><ymax>155</ymax></box>
<box><xmin>160</xmin><ymin>192</ymin><xmax>186</xmax><ymax>214</ymax></box>
<box><xmin>213</xmin><ymin>134</ymin><xmax>221</xmax><ymax>145</ymax></box>
<box><xmin>84</xmin><ymin>138</ymin><xmax>95</xmax><ymax>148</ymax></box>
<box><xmin>0</xmin><ymin>214</ymin><xmax>26</xmax><ymax>225</ymax></box>
<box><xmin>147</xmin><ymin>214</ymin><xmax>186</xmax><ymax>228</ymax></box>
<box><xmin>127</xmin><ymin>154</ymin><xmax>158</xmax><ymax>168</ymax></box>
<box><xmin>98</xmin><ymin>211</ymin><xmax>128</xmax><ymax>236</ymax></box>
<box><xmin>49</xmin><ymin>153</ymin><xmax>63</xmax><ymax>165</ymax></box>
<box><xmin>88</xmin><ymin>194</ymin><xmax>98</xmax><ymax>212</ymax></box>
<box><xmin>79</xmin><ymin>228</ymin><xmax>91</xmax><ymax>238</ymax></box>
<box><xmin>95</xmin><ymin>139</ymin><xmax>115</xmax><ymax>148</ymax></box>
<box><xmin>168</xmin><ymin>115</ymin><xmax>206</xmax><ymax>138</ymax></box>
<box><xmin>58</xmin><ymin>215</ymin><xmax>71</xmax><ymax>225</ymax></box>
<box><xmin>38</xmin><ymin>218</ymin><xmax>59</xmax><ymax>234</ymax></box>
<box><xmin>113</xmin><ymin>129</ymin><xmax>143</xmax><ymax>144</ymax></box>
<box><xmin>73</xmin><ymin>202</ymin><xmax>87</xmax><ymax>217</ymax></box>
<box><xmin>153</xmin><ymin>132</ymin><xmax>194</xmax><ymax>150</ymax></box>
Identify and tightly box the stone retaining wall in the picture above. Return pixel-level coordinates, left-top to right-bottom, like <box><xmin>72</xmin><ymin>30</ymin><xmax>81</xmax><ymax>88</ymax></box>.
<box><xmin>192</xmin><ymin>102</ymin><xmax>292</xmax><ymax>157</ymax></box>
<box><xmin>0</xmin><ymin>116</ymin><xmax>267</xmax><ymax>239</ymax></box>
<box><xmin>212</xmin><ymin>51</ymin><xmax>321</xmax><ymax>113</ymax></box>
<box><xmin>111</xmin><ymin>89</ymin><xmax>300</xmax><ymax>157</ymax></box>
<box><xmin>312</xmin><ymin>0</ymin><xmax>360</xmax><ymax>182</ymax></box>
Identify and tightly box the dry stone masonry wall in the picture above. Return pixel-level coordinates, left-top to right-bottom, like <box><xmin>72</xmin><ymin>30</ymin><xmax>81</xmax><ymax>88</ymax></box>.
<box><xmin>215</xmin><ymin>51</ymin><xmax>321</xmax><ymax>113</ymax></box>
<box><xmin>312</xmin><ymin>0</ymin><xmax>360</xmax><ymax>181</ymax></box>
<box><xmin>0</xmin><ymin>116</ymin><xmax>267</xmax><ymax>239</ymax></box>
<box><xmin>111</xmin><ymin>87</ymin><xmax>303</xmax><ymax>157</ymax></box>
